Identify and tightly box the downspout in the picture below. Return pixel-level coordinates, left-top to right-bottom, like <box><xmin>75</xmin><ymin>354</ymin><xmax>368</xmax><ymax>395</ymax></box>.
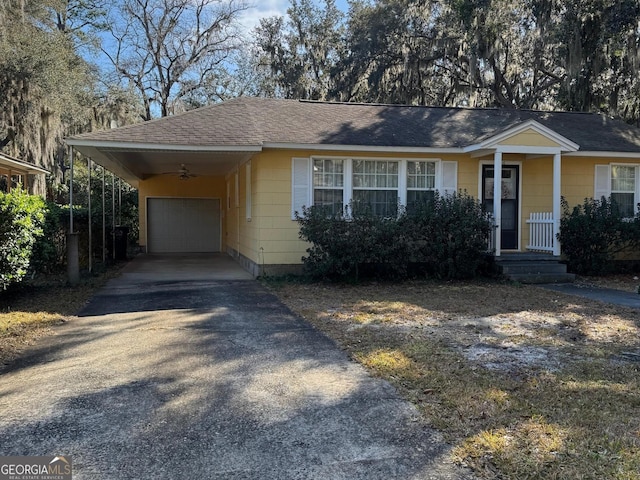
<box><xmin>67</xmin><ymin>146</ymin><xmax>79</xmax><ymax>284</ymax></box>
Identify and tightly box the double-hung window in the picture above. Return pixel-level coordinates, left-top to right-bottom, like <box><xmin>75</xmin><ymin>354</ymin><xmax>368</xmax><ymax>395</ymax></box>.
<box><xmin>407</xmin><ymin>161</ymin><xmax>437</xmax><ymax>207</ymax></box>
<box><xmin>611</xmin><ymin>165</ymin><xmax>637</xmax><ymax>217</ymax></box>
<box><xmin>313</xmin><ymin>158</ymin><xmax>344</xmax><ymax>215</ymax></box>
<box><xmin>352</xmin><ymin>160</ymin><xmax>399</xmax><ymax>217</ymax></box>
<box><xmin>595</xmin><ymin>164</ymin><xmax>640</xmax><ymax>218</ymax></box>
<box><xmin>294</xmin><ymin>156</ymin><xmax>457</xmax><ymax>219</ymax></box>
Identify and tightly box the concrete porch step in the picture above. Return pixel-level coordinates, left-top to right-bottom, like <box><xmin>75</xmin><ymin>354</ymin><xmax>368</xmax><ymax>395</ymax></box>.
<box><xmin>495</xmin><ymin>254</ymin><xmax>575</xmax><ymax>284</ymax></box>
<box><xmin>499</xmin><ymin>262</ymin><xmax>569</xmax><ymax>275</ymax></box>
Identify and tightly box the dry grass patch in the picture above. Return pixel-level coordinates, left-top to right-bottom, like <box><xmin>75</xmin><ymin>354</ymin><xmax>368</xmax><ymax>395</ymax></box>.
<box><xmin>0</xmin><ymin>272</ymin><xmax>117</xmax><ymax>367</ymax></box>
<box><xmin>269</xmin><ymin>279</ymin><xmax>640</xmax><ymax>480</ymax></box>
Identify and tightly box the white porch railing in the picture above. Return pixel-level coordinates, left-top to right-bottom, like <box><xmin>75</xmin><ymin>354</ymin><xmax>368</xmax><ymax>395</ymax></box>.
<box><xmin>486</xmin><ymin>219</ymin><xmax>497</xmax><ymax>253</ymax></box>
<box><xmin>526</xmin><ymin>212</ymin><xmax>555</xmax><ymax>253</ymax></box>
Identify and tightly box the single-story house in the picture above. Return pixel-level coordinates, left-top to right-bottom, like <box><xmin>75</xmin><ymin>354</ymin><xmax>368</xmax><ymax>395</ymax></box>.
<box><xmin>65</xmin><ymin>97</ymin><xmax>640</xmax><ymax>276</ymax></box>
<box><xmin>0</xmin><ymin>152</ymin><xmax>49</xmax><ymax>194</ymax></box>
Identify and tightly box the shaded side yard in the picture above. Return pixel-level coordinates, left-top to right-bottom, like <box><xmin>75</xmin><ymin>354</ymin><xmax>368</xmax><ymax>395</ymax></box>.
<box><xmin>0</xmin><ymin>272</ymin><xmax>118</xmax><ymax>367</ymax></box>
<box><xmin>268</xmin><ymin>278</ymin><xmax>640</xmax><ymax>480</ymax></box>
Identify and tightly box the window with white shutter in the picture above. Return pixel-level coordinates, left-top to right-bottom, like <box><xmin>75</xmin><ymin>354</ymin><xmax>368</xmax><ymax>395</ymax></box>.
<box><xmin>291</xmin><ymin>157</ymin><xmax>311</xmax><ymax>219</ymax></box>
<box><xmin>296</xmin><ymin>156</ymin><xmax>459</xmax><ymax>217</ymax></box>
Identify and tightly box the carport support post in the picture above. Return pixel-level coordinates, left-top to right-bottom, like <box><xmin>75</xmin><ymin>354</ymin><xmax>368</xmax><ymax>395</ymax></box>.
<box><xmin>118</xmin><ymin>177</ymin><xmax>122</xmax><ymax>225</ymax></box>
<box><xmin>102</xmin><ymin>166</ymin><xmax>106</xmax><ymax>264</ymax></box>
<box><xmin>112</xmin><ymin>172</ymin><xmax>116</xmax><ymax>261</ymax></box>
<box><xmin>88</xmin><ymin>157</ymin><xmax>92</xmax><ymax>273</ymax></box>
<box><xmin>67</xmin><ymin>146</ymin><xmax>80</xmax><ymax>285</ymax></box>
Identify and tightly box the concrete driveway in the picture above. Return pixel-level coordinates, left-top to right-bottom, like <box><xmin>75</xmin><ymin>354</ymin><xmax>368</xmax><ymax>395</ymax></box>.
<box><xmin>0</xmin><ymin>254</ymin><xmax>474</xmax><ymax>479</ymax></box>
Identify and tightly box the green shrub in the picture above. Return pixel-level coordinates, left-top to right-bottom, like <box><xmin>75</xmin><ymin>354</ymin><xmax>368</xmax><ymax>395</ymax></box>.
<box><xmin>296</xmin><ymin>202</ymin><xmax>408</xmax><ymax>281</ymax></box>
<box><xmin>296</xmin><ymin>192</ymin><xmax>492</xmax><ymax>281</ymax></box>
<box><xmin>0</xmin><ymin>189</ymin><xmax>46</xmax><ymax>289</ymax></box>
<box><xmin>402</xmin><ymin>192</ymin><xmax>494</xmax><ymax>279</ymax></box>
<box><xmin>31</xmin><ymin>202</ymin><xmax>67</xmax><ymax>273</ymax></box>
<box><xmin>558</xmin><ymin>197</ymin><xmax>640</xmax><ymax>275</ymax></box>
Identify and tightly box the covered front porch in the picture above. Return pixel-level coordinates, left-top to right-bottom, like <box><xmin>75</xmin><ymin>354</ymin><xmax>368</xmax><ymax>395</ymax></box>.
<box><xmin>467</xmin><ymin>120</ymin><xmax>580</xmax><ymax>258</ymax></box>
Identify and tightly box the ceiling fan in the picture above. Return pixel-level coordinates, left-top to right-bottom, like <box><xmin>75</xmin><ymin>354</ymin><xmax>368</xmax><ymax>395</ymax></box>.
<box><xmin>161</xmin><ymin>164</ymin><xmax>198</xmax><ymax>180</ymax></box>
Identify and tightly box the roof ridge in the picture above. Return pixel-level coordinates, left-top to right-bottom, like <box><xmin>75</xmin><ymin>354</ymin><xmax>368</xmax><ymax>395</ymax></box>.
<box><xmin>297</xmin><ymin>98</ymin><xmax>605</xmax><ymax>116</ymax></box>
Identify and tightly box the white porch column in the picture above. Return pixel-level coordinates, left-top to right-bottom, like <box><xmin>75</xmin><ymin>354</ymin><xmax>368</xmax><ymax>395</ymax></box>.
<box><xmin>493</xmin><ymin>150</ymin><xmax>503</xmax><ymax>256</ymax></box>
<box><xmin>553</xmin><ymin>152</ymin><xmax>562</xmax><ymax>256</ymax></box>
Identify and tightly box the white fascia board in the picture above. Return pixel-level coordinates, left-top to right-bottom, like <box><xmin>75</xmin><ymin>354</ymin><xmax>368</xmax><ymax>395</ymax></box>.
<box><xmin>262</xmin><ymin>142</ymin><xmax>464</xmax><ymax>154</ymax></box>
<box><xmin>564</xmin><ymin>151</ymin><xmax>640</xmax><ymax>158</ymax></box>
<box><xmin>65</xmin><ymin>138</ymin><xmax>263</xmax><ymax>153</ymax></box>
<box><xmin>0</xmin><ymin>154</ymin><xmax>49</xmax><ymax>174</ymax></box>
<box><xmin>471</xmin><ymin>119</ymin><xmax>580</xmax><ymax>152</ymax></box>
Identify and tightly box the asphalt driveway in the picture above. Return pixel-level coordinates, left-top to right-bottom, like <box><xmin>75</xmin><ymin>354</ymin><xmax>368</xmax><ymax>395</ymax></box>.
<box><xmin>0</xmin><ymin>255</ymin><xmax>474</xmax><ymax>479</ymax></box>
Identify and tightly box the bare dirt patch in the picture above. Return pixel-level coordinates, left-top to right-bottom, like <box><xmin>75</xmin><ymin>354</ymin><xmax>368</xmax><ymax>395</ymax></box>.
<box><xmin>0</xmin><ymin>270</ymin><xmax>120</xmax><ymax>367</ymax></box>
<box><xmin>268</xmin><ymin>279</ymin><xmax>640</xmax><ymax>479</ymax></box>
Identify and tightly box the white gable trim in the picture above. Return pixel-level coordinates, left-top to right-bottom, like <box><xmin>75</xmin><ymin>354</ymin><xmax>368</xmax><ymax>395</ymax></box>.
<box><xmin>464</xmin><ymin>119</ymin><xmax>580</xmax><ymax>153</ymax></box>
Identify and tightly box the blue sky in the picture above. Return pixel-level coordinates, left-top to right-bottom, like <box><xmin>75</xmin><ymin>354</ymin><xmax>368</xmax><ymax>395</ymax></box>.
<box><xmin>238</xmin><ymin>0</ymin><xmax>349</xmax><ymax>32</ymax></box>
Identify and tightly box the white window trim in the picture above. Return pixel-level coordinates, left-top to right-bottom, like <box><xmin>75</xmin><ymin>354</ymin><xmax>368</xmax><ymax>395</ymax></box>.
<box><xmin>309</xmin><ymin>155</ymin><xmax>446</xmax><ymax>212</ymax></box>
<box><xmin>610</xmin><ymin>163</ymin><xmax>640</xmax><ymax>216</ymax></box>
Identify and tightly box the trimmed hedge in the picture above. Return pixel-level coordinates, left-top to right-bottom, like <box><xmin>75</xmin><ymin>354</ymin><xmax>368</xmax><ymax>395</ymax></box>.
<box><xmin>297</xmin><ymin>192</ymin><xmax>493</xmax><ymax>281</ymax></box>
<box><xmin>558</xmin><ymin>197</ymin><xmax>640</xmax><ymax>275</ymax></box>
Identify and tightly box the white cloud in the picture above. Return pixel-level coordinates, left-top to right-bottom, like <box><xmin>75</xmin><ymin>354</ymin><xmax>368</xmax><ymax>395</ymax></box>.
<box><xmin>238</xmin><ymin>0</ymin><xmax>290</xmax><ymax>34</ymax></box>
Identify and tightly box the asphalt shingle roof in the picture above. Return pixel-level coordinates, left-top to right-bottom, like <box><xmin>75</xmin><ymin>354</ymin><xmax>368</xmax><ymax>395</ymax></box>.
<box><xmin>68</xmin><ymin>97</ymin><xmax>640</xmax><ymax>152</ymax></box>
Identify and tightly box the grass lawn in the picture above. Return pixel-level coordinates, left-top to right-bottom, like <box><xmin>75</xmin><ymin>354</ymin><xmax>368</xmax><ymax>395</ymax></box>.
<box><xmin>0</xmin><ymin>271</ymin><xmax>117</xmax><ymax>367</ymax></box>
<box><xmin>268</xmin><ymin>278</ymin><xmax>640</xmax><ymax>480</ymax></box>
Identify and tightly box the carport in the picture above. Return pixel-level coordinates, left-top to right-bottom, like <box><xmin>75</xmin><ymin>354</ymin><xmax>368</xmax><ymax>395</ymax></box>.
<box><xmin>64</xmin><ymin>131</ymin><xmax>260</xmax><ymax>281</ymax></box>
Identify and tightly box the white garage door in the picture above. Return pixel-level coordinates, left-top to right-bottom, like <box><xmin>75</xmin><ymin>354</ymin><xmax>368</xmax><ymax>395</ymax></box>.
<box><xmin>147</xmin><ymin>198</ymin><xmax>221</xmax><ymax>253</ymax></box>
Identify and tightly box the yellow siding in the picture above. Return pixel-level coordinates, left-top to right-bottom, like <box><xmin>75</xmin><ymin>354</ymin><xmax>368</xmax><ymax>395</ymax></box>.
<box><xmin>498</xmin><ymin>129</ymin><xmax>562</xmax><ymax>147</ymax></box>
<box><xmin>138</xmin><ymin>148</ymin><xmax>639</xmax><ymax>266</ymax></box>
<box><xmin>252</xmin><ymin>150</ymin><xmax>304</xmax><ymax>265</ymax></box>
<box><xmin>250</xmin><ymin>149</ymin><xmax>477</xmax><ymax>265</ymax></box>
<box><xmin>562</xmin><ymin>156</ymin><xmax>605</xmax><ymax>206</ymax></box>
<box><xmin>520</xmin><ymin>157</ymin><xmax>552</xmax><ymax>249</ymax></box>
<box><xmin>457</xmin><ymin>154</ymin><xmax>479</xmax><ymax>194</ymax></box>
<box><xmin>138</xmin><ymin>174</ymin><xmax>226</xmax><ymax>248</ymax></box>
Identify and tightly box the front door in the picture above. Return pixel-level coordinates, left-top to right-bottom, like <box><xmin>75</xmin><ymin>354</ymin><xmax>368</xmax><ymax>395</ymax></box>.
<box><xmin>482</xmin><ymin>165</ymin><xmax>519</xmax><ymax>250</ymax></box>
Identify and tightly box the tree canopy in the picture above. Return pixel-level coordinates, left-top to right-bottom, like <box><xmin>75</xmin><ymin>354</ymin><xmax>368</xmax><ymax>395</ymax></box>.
<box><xmin>2</xmin><ymin>0</ymin><xmax>640</xmax><ymax>196</ymax></box>
<box><xmin>256</xmin><ymin>0</ymin><xmax>640</xmax><ymax>124</ymax></box>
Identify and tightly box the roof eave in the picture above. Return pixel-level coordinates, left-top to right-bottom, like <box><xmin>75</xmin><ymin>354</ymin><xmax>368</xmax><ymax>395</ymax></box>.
<box><xmin>0</xmin><ymin>153</ymin><xmax>49</xmax><ymax>174</ymax></box>
<box><xmin>65</xmin><ymin>138</ymin><xmax>263</xmax><ymax>153</ymax></box>
<box><xmin>262</xmin><ymin>142</ymin><xmax>465</xmax><ymax>154</ymax></box>
<box><xmin>564</xmin><ymin>151</ymin><xmax>640</xmax><ymax>158</ymax></box>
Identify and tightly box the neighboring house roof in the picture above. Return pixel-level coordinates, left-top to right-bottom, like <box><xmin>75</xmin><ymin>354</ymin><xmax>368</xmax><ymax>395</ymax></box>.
<box><xmin>67</xmin><ymin>97</ymin><xmax>640</xmax><ymax>153</ymax></box>
<box><xmin>0</xmin><ymin>152</ymin><xmax>49</xmax><ymax>175</ymax></box>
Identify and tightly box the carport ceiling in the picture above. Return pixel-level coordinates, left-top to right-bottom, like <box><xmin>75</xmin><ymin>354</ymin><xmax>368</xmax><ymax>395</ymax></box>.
<box><xmin>70</xmin><ymin>144</ymin><xmax>257</xmax><ymax>187</ymax></box>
